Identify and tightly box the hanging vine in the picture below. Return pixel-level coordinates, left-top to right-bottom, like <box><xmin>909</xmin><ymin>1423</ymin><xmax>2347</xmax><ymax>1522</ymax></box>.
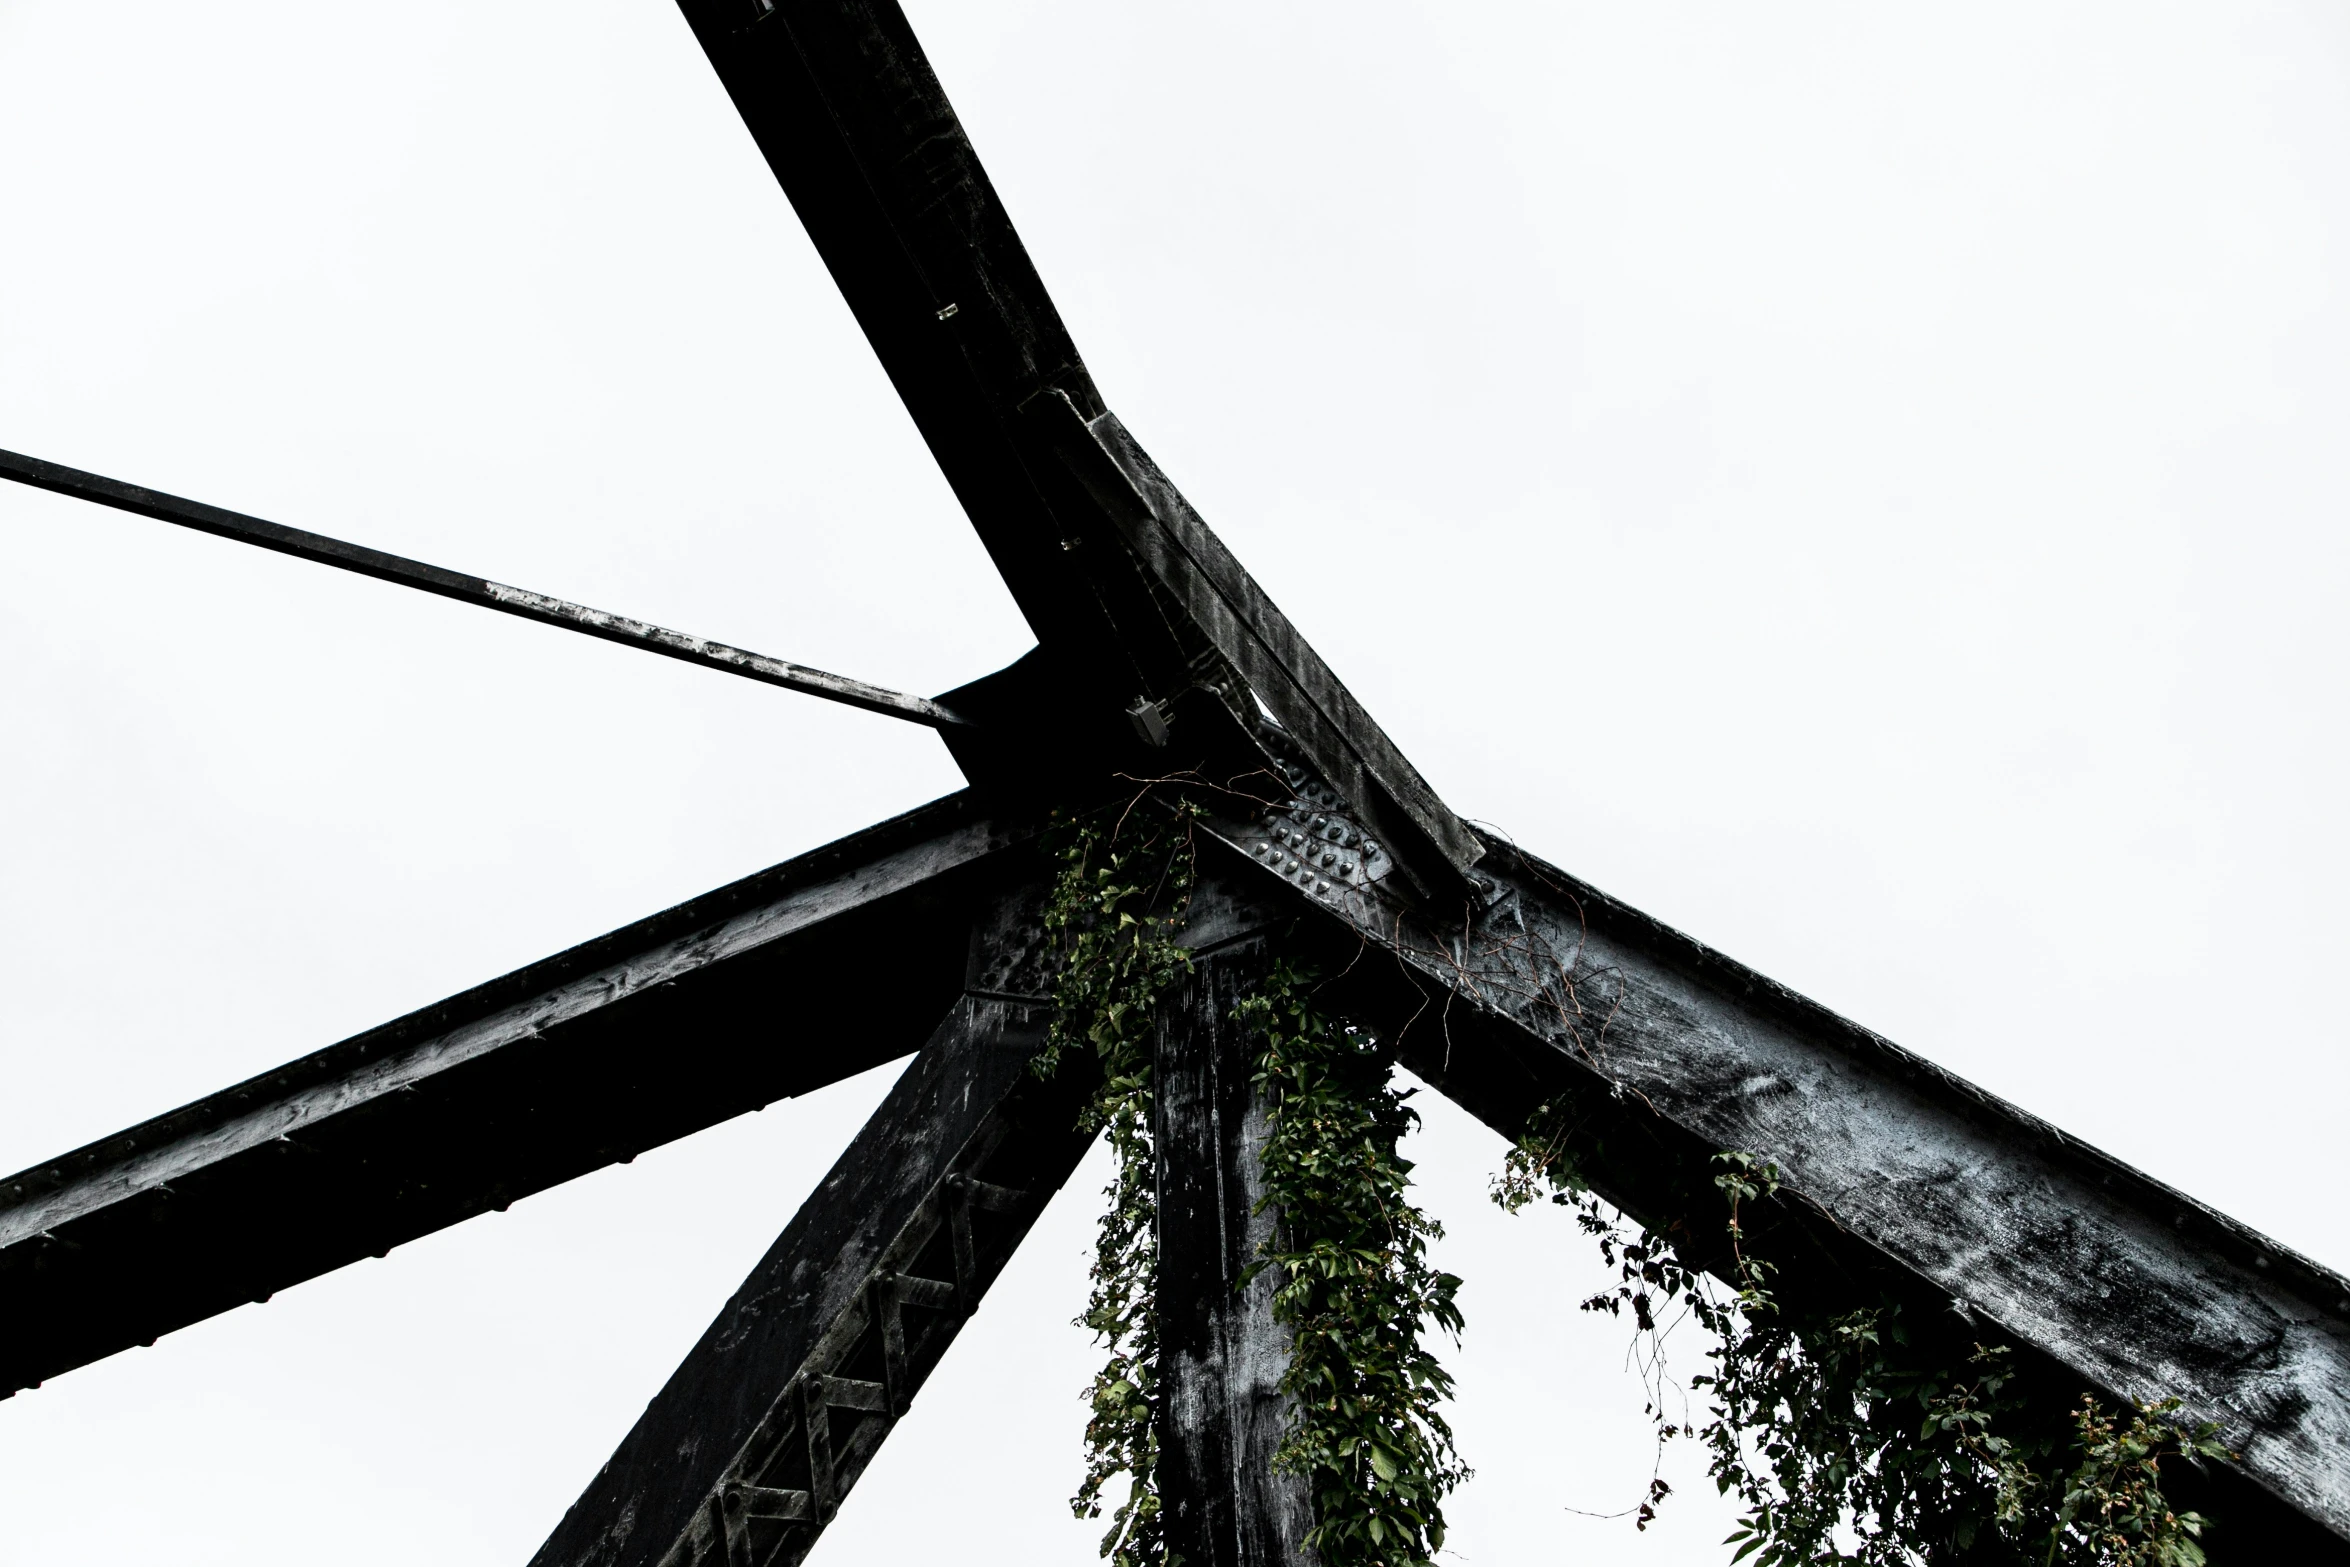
<box><xmin>1239</xmin><ymin>960</ymin><xmax>1469</xmax><ymax>1566</ymax></box>
<box><xmin>1031</xmin><ymin>789</ymin><xmax>2228</xmax><ymax>1567</ymax></box>
<box><xmin>1035</xmin><ymin>805</ymin><xmax>1199</xmax><ymax>1567</ymax></box>
<box><xmin>1495</xmin><ymin>1115</ymin><xmax>2233</xmax><ymax>1565</ymax></box>
<box><xmin>1038</xmin><ymin>796</ymin><xmax>1468</xmax><ymax>1567</ymax></box>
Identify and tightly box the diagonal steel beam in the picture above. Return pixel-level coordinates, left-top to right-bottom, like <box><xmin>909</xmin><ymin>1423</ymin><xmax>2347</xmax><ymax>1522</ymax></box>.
<box><xmin>0</xmin><ymin>447</ymin><xmax>966</xmax><ymax>728</ymax></box>
<box><xmin>0</xmin><ymin>791</ymin><xmax>1033</xmax><ymax>1398</ymax></box>
<box><xmin>666</xmin><ymin>0</ymin><xmax>1480</xmax><ymax>894</ymax></box>
<box><xmin>531</xmin><ymin>879</ymin><xmax>1088</xmax><ymax>1567</ymax></box>
<box><xmin>1193</xmin><ymin>736</ymin><xmax>2350</xmax><ymax>1551</ymax></box>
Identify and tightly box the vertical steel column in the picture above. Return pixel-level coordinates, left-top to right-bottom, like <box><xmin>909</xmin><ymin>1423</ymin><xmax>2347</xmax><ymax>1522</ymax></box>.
<box><xmin>1153</xmin><ymin>941</ymin><xmax>1315</xmax><ymax>1567</ymax></box>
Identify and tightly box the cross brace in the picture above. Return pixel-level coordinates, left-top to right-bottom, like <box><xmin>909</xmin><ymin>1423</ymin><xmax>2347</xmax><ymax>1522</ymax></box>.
<box><xmin>533</xmin><ymin>852</ymin><xmax>1323</xmax><ymax>1567</ymax></box>
<box><xmin>529</xmin><ymin>986</ymin><xmax>1090</xmax><ymax>1567</ymax></box>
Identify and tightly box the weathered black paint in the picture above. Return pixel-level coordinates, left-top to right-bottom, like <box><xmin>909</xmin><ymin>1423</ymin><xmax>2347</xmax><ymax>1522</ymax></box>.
<box><xmin>0</xmin><ymin>793</ymin><xmax>1027</xmax><ymax>1397</ymax></box>
<box><xmin>0</xmin><ymin>447</ymin><xmax>965</xmax><ymax>727</ymax></box>
<box><xmin>1197</xmin><ymin>756</ymin><xmax>2350</xmax><ymax>1551</ymax></box>
<box><xmin>528</xmin><ymin>989</ymin><xmax>1091</xmax><ymax>1567</ymax></box>
<box><xmin>529</xmin><ymin>863</ymin><xmax>1089</xmax><ymax>1567</ymax></box>
<box><xmin>1154</xmin><ymin>940</ymin><xmax>1314</xmax><ymax>1567</ymax></box>
<box><xmin>664</xmin><ymin>0</ymin><xmax>1478</xmax><ymax>894</ymax></box>
<box><xmin>2</xmin><ymin>0</ymin><xmax>2343</xmax><ymax>1553</ymax></box>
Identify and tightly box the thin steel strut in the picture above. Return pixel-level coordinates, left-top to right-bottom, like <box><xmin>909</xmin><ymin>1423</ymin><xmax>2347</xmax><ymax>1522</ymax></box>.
<box><xmin>0</xmin><ymin>447</ymin><xmax>969</xmax><ymax>730</ymax></box>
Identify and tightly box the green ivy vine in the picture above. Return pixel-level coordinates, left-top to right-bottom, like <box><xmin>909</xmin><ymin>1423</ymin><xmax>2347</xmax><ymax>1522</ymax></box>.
<box><xmin>1496</xmin><ymin>1115</ymin><xmax>2233</xmax><ymax>1566</ymax></box>
<box><xmin>1035</xmin><ymin>806</ymin><xmax>1200</xmax><ymax>1567</ymax></box>
<box><xmin>1032</xmin><ymin>796</ymin><xmax>2223</xmax><ymax>1567</ymax></box>
<box><xmin>1238</xmin><ymin>960</ymin><xmax>1468</xmax><ymax>1566</ymax></box>
<box><xmin>1037</xmin><ymin>800</ymin><xmax>1468</xmax><ymax>1567</ymax></box>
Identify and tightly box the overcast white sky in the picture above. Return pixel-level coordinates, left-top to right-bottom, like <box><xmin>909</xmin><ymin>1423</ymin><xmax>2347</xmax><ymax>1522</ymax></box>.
<box><xmin>2</xmin><ymin>2</ymin><xmax>2346</xmax><ymax>1562</ymax></box>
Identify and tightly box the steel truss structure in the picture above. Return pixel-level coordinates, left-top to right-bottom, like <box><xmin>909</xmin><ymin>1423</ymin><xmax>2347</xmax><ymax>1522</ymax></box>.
<box><xmin>4</xmin><ymin>4</ymin><xmax>2346</xmax><ymax>1562</ymax></box>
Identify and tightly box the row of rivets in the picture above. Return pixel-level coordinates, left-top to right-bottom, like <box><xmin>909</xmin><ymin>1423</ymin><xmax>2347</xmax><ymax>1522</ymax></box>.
<box><xmin>1262</xmin><ymin>739</ymin><xmax>1388</xmax><ymax>885</ymax></box>
<box><xmin>1252</xmin><ymin>837</ymin><xmax>1354</xmax><ymax>895</ymax></box>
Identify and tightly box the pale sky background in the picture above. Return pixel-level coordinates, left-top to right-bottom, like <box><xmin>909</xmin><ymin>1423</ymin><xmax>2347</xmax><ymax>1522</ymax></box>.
<box><xmin>1</xmin><ymin>2</ymin><xmax>2346</xmax><ymax>1562</ymax></box>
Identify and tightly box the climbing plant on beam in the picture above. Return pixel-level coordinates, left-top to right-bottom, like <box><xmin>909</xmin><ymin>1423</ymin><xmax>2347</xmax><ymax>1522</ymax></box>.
<box><xmin>1037</xmin><ymin>796</ymin><xmax>1469</xmax><ymax>1567</ymax></box>
<box><xmin>1496</xmin><ymin>1115</ymin><xmax>2232</xmax><ymax>1566</ymax></box>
